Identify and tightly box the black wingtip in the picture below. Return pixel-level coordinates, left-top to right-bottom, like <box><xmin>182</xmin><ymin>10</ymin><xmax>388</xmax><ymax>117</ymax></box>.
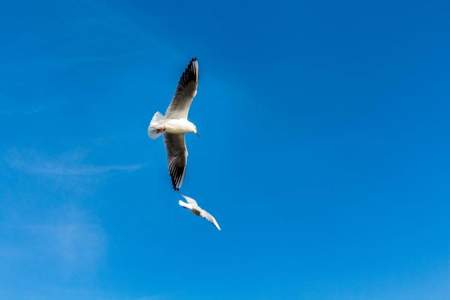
<box><xmin>171</xmin><ymin>180</ymin><xmax>180</xmax><ymax>191</ymax></box>
<box><xmin>176</xmin><ymin>57</ymin><xmax>198</xmax><ymax>88</ymax></box>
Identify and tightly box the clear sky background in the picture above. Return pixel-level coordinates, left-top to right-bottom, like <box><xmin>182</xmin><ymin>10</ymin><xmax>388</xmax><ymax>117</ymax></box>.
<box><xmin>1</xmin><ymin>0</ymin><xmax>450</xmax><ymax>299</ymax></box>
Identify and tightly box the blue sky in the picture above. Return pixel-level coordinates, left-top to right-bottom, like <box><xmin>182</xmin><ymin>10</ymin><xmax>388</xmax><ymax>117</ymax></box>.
<box><xmin>1</xmin><ymin>0</ymin><xmax>450</xmax><ymax>299</ymax></box>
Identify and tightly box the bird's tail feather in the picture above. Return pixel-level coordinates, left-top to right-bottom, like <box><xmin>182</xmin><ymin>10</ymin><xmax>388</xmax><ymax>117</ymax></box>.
<box><xmin>148</xmin><ymin>111</ymin><xmax>165</xmax><ymax>139</ymax></box>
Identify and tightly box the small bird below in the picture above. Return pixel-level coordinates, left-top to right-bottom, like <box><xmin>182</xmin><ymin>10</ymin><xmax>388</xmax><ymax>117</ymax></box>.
<box><xmin>178</xmin><ymin>194</ymin><xmax>221</xmax><ymax>231</ymax></box>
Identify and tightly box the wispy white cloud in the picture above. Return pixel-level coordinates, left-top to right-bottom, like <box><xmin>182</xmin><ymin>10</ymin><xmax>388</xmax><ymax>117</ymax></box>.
<box><xmin>5</xmin><ymin>149</ymin><xmax>143</xmax><ymax>177</ymax></box>
<box><xmin>0</xmin><ymin>204</ymin><xmax>106</xmax><ymax>274</ymax></box>
<box><xmin>25</xmin><ymin>219</ymin><xmax>105</xmax><ymax>269</ymax></box>
<box><xmin>0</xmin><ymin>205</ymin><xmax>110</xmax><ymax>300</ymax></box>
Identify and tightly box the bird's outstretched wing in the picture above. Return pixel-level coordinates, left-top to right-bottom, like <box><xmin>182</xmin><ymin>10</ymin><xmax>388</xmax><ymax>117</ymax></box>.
<box><xmin>181</xmin><ymin>194</ymin><xmax>198</xmax><ymax>206</ymax></box>
<box><xmin>165</xmin><ymin>58</ymin><xmax>199</xmax><ymax>119</ymax></box>
<box><xmin>200</xmin><ymin>209</ymin><xmax>221</xmax><ymax>231</ymax></box>
<box><xmin>164</xmin><ymin>133</ymin><xmax>187</xmax><ymax>191</ymax></box>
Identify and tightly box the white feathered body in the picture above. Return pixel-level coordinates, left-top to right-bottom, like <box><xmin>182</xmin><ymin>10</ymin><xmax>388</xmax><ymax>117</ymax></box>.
<box><xmin>148</xmin><ymin>112</ymin><xmax>197</xmax><ymax>139</ymax></box>
<box><xmin>164</xmin><ymin>118</ymin><xmax>196</xmax><ymax>134</ymax></box>
<box><xmin>178</xmin><ymin>200</ymin><xmax>201</xmax><ymax>216</ymax></box>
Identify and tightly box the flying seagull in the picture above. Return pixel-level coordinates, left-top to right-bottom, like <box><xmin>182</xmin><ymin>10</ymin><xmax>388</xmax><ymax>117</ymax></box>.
<box><xmin>178</xmin><ymin>194</ymin><xmax>221</xmax><ymax>231</ymax></box>
<box><xmin>147</xmin><ymin>58</ymin><xmax>199</xmax><ymax>191</ymax></box>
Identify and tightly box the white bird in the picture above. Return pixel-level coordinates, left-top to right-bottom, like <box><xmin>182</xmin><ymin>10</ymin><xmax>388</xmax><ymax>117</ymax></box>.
<box><xmin>147</xmin><ymin>58</ymin><xmax>199</xmax><ymax>191</ymax></box>
<box><xmin>178</xmin><ymin>194</ymin><xmax>221</xmax><ymax>231</ymax></box>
